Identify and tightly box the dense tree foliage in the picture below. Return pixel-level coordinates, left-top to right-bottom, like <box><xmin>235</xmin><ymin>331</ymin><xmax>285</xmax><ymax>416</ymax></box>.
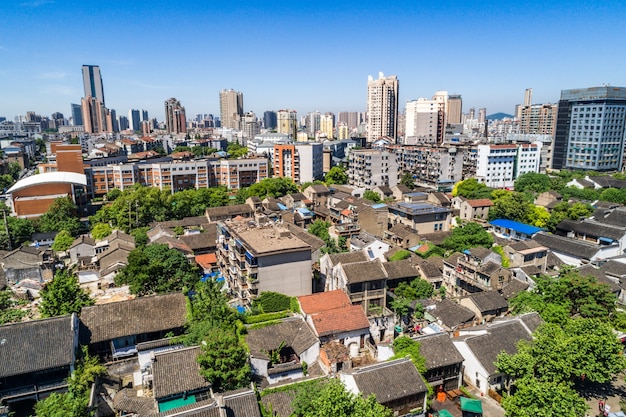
<box><xmin>488</xmin><ymin>190</ymin><xmax>532</xmax><ymax>222</ymax></box>
<box><xmin>7</xmin><ymin>216</ymin><xmax>35</xmax><ymax>246</ymax></box>
<box><xmin>400</xmin><ymin>171</ymin><xmax>416</xmax><ymax>189</ymax></box>
<box><xmin>197</xmin><ymin>327</ymin><xmax>250</xmax><ymax>391</ymax></box>
<box><xmin>441</xmin><ymin>222</ymin><xmax>494</xmax><ymax>253</ymax></box>
<box><xmin>508</xmin><ymin>270</ymin><xmax>616</xmax><ymax>324</ymax></box>
<box><xmin>363</xmin><ymin>190</ymin><xmax>382</xmax><ymax>203</ymax></box>
<box><xmin>227</xmin><ymin>141</ymin><xmax>248</xmax><ymax>159</ymax></box>
<box><xmin>394</xmin><ymin>278</ymin><xmax>434</xmax><ymax>302</ymax></box>
<box><xmin>39</xmin><ymin>196</ymin><xmax>85</xmax><ymax>236</ymax></box>
<box><xmin>34</xmin><ymin>348</ymin><xmax>106</xmax><ymax>417</ymax></box>
<box><xmin>39</xmin><ymin>269</ymin><xmax>94</xmax><ymax>317</ymax></box>
<box><xmin>237</xmin><ymin>177</ymin><xmax>298</xmax><ymax>201</ymax></box>
<box><xmin>452</xmin><ymin>178</ymin><xmax>492</xmax><ymax>199</ymax></box>
<box><xmin>115</xmin><ymin>243</ymin><xmax>199</xmax><ymax>295</ymax></box>
<box><xmin>390</xmin><ymin>336</ymin><xmax>427</xmax><ymax>374</ymax></box>
<box><xmin>291</xmin><ymin>379</ymin><xmax>392</xmax><ymax>417</ymax></box>
<box><xmin>51</xmin><ymin>230</ymin><xmax>75</xmax><ymax>252</ymax></box>
<box><xmin>499</xmin><ymin>377</ymin><xmax>587</xmax><ymax>417</ymax></box>
<box><xmin>513</xmin><ymin>172</ymin><xmax>552</xmax><ymax>194</ymax></box>
<box><xmin>253</xmin><ymin>291</ymin><xmax>292</xmax><ymax>313</ymax></box>
<box><xmin>308</xmin><ymin>219</ymin><xmax>347</xmax><ymax>254</ymax></box>
<box><xmin>325</xmin><ymin>166</ymin><xmax>348</xmax><ymax>185</ymax></box>
<box><xmin>0</xmin><ymin>289</ymin><xmax>26</xmax><ymax>324</ymax></box>
<box><xmin>90</xmin><ymin>223</ymin><xmax>112</xmax><ymax>240</ymax></box>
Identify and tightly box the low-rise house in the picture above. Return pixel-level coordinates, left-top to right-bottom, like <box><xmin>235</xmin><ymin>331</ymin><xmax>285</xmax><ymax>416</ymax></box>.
<box><xmin>330</xmin><ymin>259</ymin><xmax>388</xmax><ymax>316</ymax></box>
<box><xmin>298</xmin><ymin>290</ymin><xmax>370</xmax><ymax>357</ymax></box>
<box><xmin>68</xmin><ymin>235</ymin><xmax>96</xmax><ymax>264</ymax></box>
<box><xmin>413</xmin><ymin>257</ymin><xmax>444</xmax><ymax>290</ymax></box>
<box><xmin>388</xmin><ymin>202</ymin><xmax>453</xmax><ymax>234</ymax></box>
<box><xmin>452</xmin><ymin>313</ymin><xmax>543</xmax><ymax>395</ymax></box>
<box><xmin>443</xmin><ymin>248</ymin><xmax>512</xmax><ymax>296</ymax></box>
<box><xmin>97</xmin><ymin>239</ymin><xmax>135</xmax><ymax>284</ymax></box>
<box><xmin>533</xmin><ymin>231</ymin><xmax>616</xmax><ymax>267</ymax></box>
<box><xmin>459</xmin><ymin>199</ymin><xmax>493</xmax><ymax>221</ymax></box>
<box><xmin>29</xmin><ymin>232</ymin><xmax>57</xmax><ymax>248</ymax></box>
<box><xmin>382</xmin><ymin>258</ymin><xmax>420</xmax><ymax>290</ymax></box>
<box><xmin>489</xmin><ymin>219</ymin><xmax>542</xmax><ymax>241</ymax></box>
<box><xmin>79</xmin><ymin>293</ymin><xmax>187</xmax><ymax>360</ymax></box>
<box><xmin>459</xmin><ymin>290</ymin><xmax>509</xmax><ymax>323</ymax></box>
<box><xmin>413</xmin><ymin>332</ymin><xmax>464</xmax><ymax>391</ymax></box>
<box><xmin>151</xmin><ymin>346</ymin><xmax>211</xmax><ymax>413</ymax></box>
<box><xmin>2</xmin><ymin>246</ymin><xmax>54</xmax><ymax>285</ymax></box>
<box><xmin>340</xmin><ymin>357</ymin><xmax>428</xmax><ymax>415</ymax></box>
<box><xmin>246</xmin><ymin>318</ymin><xmax>319</xmax><ymax>385</ymax></box>
<box><xmin>302</xmin><ymin>184</ymin><xmax>331</xmax><ymax>204</ymax></box>
<box><xmin>319</xmin><ymin>341</ymin><xmax>351</xmax><ymax>374</ymax></box>
<box><xmin>503</xmin><ymin>240</ymin><xmax>548</xmax><ymax>271</ymax></box>
<box><xmin>383</xmin><ymin>223</ymin><xmax>420</xmax><ymax>249</ymax></box>
<box><xmin>391</xmin><ymin>184</ymin><xmax>411</xmax><ymax>201</ymax></box>
<box><xmin>205</xmin><ymin>204</ymin><xmax>254</xmax><ymax>223</ymax></box>
<box><xmin>420</xmin><ymin>298</ymin><xmax>476</xmax><ymax>332</ymax></box>
<box><xmin>534</xmin><ymin>191</ymin><xmax>563</xmax><ymax>211</ymax></box>
<box><xmin>428</xmin><ymin>192</ymin><xmax>452</xmax><ymax>208</ymax></box>
<box><xmin>556</xmin><ymin>218</ymin><xmax>626</xmax><ymax>252</ymax></box>
<box><xmin>0</xmin><ymin>315</ymin><xmax>79</xmax><ymax>409</ymax></box>
<box><xmin>372</xmin><ymin>185</ymin><xmax>394</xmax><ymax>201</ymax></box>
<box><xmin>349</xmin><ymin>231</ymin><xmax>390</xmax><ymax>261</ymax></box>
<box><xmin>319</xmin><ymin>251</ymin><xmax>369</xmax><ymax>292</ymax></box>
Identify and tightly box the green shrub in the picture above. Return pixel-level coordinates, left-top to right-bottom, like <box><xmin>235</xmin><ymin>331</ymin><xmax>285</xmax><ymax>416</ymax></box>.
<box><xmin>243</xmin><ymin>311</ymin><xmax>290</xmax><ymax>324</ymax></box>
<box><xmin>253</xmin><ymin>291</ymin><xmax>291</xmax><ymax>313</ymax></box>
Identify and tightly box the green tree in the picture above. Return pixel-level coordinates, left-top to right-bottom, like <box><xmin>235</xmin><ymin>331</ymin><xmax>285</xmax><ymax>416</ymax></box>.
<box><xmin>7</xmin><ymin>216</ymin><xmax>35</xmax><ymax>247</ymax></box>
<box><xmin>400</xmin><ymin>171</ymin><xmax>415</xmax><ymax>189</ymax></box>
<box><xmin>8</xmin><ymin>161</ymin><xmax>22</xmax><ymax>180</ymax></box>
<box><xmin>390</xmin><ymin>336</ymin><xmax>426</xmax><ymax>374</ymax></box>
<box><xmin>526</xmin><ymin>205</ymin><xmax>550</xmax><ymax>228</ymax></box>
<box><xmin>39</xmin><ymin>196</ymin><xmax>84</xmax><ymax>236</ymax></box>
<box><xmin>197</xmin><ymin>327</ymin><xmax>250</xmax><ymax>391</ymax></box>
<box><xmin>599</xmin><ymin>187</ymin><xmax>626</xmax><ymax>203</ymax></box>
<box><xmin>363</xmin><ymin>190</ymin><xmax>382</xmax><ymax>203</ymax></box>
<box><xmin>238</xmin><ymin>177</ymin><xmax>299</xmax><ymax>201</ymax></box>
<box><xmin>325</xmin><ymin>166</ymin><xmax>348</xmax><ymax>185</ymax></box>
<box><xmin>441</xmin><ymin>222</ymin><xmax>494</xmax><ymax>252</ymax></box>
<box><xmin>39</xmin><ymin>269</ymin><xmax>94</xmax><ymax>317</ymax></box>
<box><xmin>500</xmin><ymin>377</ymin><xmax>587</xmax><ymax>417</ymax></box>
<box><xmin>489</xmin><ymin>191</ymin><xmax>532</xmax><ymax>222</ymax></box>
<box><xmin>395</xmin><ymin>278</ymin><xmax>434</xmax><ymax>301</ymax></box>
<box><xmin>227</xmin><ymin>141</ymin><xmax>249</xmax><ymax>159</ymax></box>
<box><xmin>105</xmin><ymin>188</ymin><xmax>122</xmax><ymax>201</ymax></box>
<box><xmin>115</xmin><ymin>243</ymin><xmax>199</xmax><ymax>295</ymax></box>
<box><xmin>0</xmin><ymin>289</ymin><xmax>26</xmax><ymax>324</ymax></box>
<box><xmin>0</xmin><ymin>174</ymin><xmax>15</xmax><ymax>191</ymax></box>
<box><xmin>34</xmin><ymin>348</ymin><xmax>106</xmax><ymax>417</ymax></box>
<box><xmin>52</xmin><ymin>230</ymin><xmax>75</xmax><ymax>252</ymax></box>
<box><xmin>253</xmin><ymin>291</ymin><xmax>292</xmax><ymax>313</ymax></box>
<box><xmin>513</xmin><ymin>172</ymin><xmax>552</xmax><ymax>194</ymax></box>
<box><xmin>90</xmin><ymin>223</ymin><xmax>112</xmax><ymax>240</ymax></box>
<box><xmin>295</xmin><ymin>379</ymin><xmax>392</xmax><ymax>417</ymax></box>
<box><xmin>452</xmin><ymin>178</ymin><xmax>492</xmax><ymax>199</ymax></box>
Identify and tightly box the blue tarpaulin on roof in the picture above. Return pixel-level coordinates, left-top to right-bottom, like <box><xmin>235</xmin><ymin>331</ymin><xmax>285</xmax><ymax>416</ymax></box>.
<box><xmin>371</xmin><ymin>203</ymin><xmax>387</xmax><ymax>209</ymax></box>
<box><xmin>236</xmin><ymin>306</ymin><xmax>246</xmax><ymax>314</ymax></box>
<box><xmin>297</xmin><ymin>207</ymin><xmax>314</xmax><ymax>217</ymax></box>
<box><xmin>489</xmin><ymin>219</ymin><xmax>542</xmax><ymax>235</ymax></box>
<box><xmin>277</xmin><ymin>203</ymin><xmax>288</xmax><ymax>210</ymax></box>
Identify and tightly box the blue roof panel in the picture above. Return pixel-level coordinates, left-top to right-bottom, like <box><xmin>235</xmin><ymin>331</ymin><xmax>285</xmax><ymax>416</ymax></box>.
<box><xmin>489</xmin><ymin>219</ymin><xmax>542</xmax><ymax>235</ymax></box>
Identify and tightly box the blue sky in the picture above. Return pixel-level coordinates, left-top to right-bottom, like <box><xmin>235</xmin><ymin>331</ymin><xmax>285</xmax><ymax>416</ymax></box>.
<box><xmin>1</xmin><ymin>0</ymin><xmax>626</xmax><ymax>121</ymax></box>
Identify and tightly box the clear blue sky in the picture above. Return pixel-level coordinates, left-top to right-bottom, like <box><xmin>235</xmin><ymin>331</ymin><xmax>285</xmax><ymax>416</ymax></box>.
<box><xmin>1</xmin><ymin>0</ymin><xmax>626</xmax><ymax>121</ymax></box>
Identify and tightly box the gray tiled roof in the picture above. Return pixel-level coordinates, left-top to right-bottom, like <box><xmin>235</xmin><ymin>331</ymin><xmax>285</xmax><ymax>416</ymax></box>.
<box><xmin>246</xmin><ymin>318</ymin><xmax>318</xmax><ymax>360</ymax></box>
<box><xmin>557</xmin><ymin>219</ymin><xmax>625</xmax><ymax>241</ymax></box>
<box><xmin>341</xmin><ymin>260</ymin><xmax>387</xmax><ymax>284</ymax></box>
<box><xmin>348</xmin><ymin>357</ymin><xmax>427</xmax><ymax>402</ymax></box>
<box><xmin>219</xmin><ymin>388</ymin><xmax>262</xmax><ymax>417</ymax></box>
<box><xmin>382</xmin><ymin>259</ymin><xmax>419</xmax><ymax>280</ymax></box>
<box><xmin>153</xmin><ymin>346</ymin><xmax>210</xmax><ymax>400</ymax></box>
<box><xmin>593</xmin><ymin>207</ymin><xmax>626</xmax><ymax>228</ymax></box>
<box><xmin>413</xmin><ymin>333</ymin><xmax>464</xmax><ymax>370</ymax></box>
<box><xmin>260</xmin><ymin>390</ymin><xmax>296</xmax><ymax>417</ymax></box>
<box><xmin>463</xmin><ymin>290</ymin><xmax>508</xmax><ymax>313</ymax></box>
<box><xmin>500</xmin><ymin>279</ymin><xmax>529</xmax><ymax>300</ymax></box>
<box><xmin>80</xmin><ymin>293</ymin><xmax>187</xmax><ymax>344</ymax></box>
<box><xmin>0</xmin><ymin>315</ymin><xmax>76</xmax><ymax>378</ymax></box>
<box><xmin>464</xmin><ymin>320</ymin><xmax>533</xmax><ymax>375</ymax></box>
<box><xmin>421</xmin><ymin>298</ymin><xmax>475</xmax><ymax>330</ymax></box>
<box><xmin>533</xmin><ymin>232</ymin><xmax>601</xmax><ymax>260</ymax></box>
<box><xmin>327</xmin><ymin>250</ymin><xmax>369</xmax><ymax>266</ymax></box>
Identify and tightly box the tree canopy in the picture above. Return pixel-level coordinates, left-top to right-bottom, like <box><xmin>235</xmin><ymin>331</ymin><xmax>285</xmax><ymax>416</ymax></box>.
<box><xmin>441</xmin><ymin>222</ymin><xmax>494</xmax><ymax>253</ymax></box>
<box><xmin>197</xmin><ymin>327</ymin><xmax>250</xmax><ymax>392</ymax></box>
<box><xmin>115</xmin><ymin>243</ymin><xmax>199</xmax><ymax>295</ymax></box>
<box><xmin>237</xmin><ymin>177</ymin><xmax>299</xmax><ymax>201</ymax></box>
<box><xmin>39</xmin><ymin>269</ymin><xmax>94</xmax><ymax>318</ymax></box>
<box><xmin>390</xmin><ymin>336</ymin><xmax>426</xmax><ymax>374</ymax></box>
<box><xmin>513</xmin><ymin>172</ymin><xmax>552</xmax><ymax>194</ymax></box>
<box><xmin>0</xmin><ymin>289</ymin><xmax>26</xmax><ymax>324</ymax></box>
<box><xmin>38</xmin><ymin>196</ymin><xmax>85</xmax><ymax>236</ymax></box>
<box><xmin>325</xmin><ymin>166</ymin><xmax>348</xmax><ymax>185</ymax></box>
<box><xmin>452</xmin><ymin>178</ymin><xmax>492</xmax><ymax>199</ymax></box>
<box><xmin>51</xmin><ymin>230</ymin><xmax>75</xmax><ymax>252</ymax></box>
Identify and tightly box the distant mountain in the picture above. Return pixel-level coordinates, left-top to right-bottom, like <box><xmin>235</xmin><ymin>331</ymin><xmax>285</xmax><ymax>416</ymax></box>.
<box><xmin>487</xmin><ymin>112</ymin><xmax>514</xmax><ymax>120</ymax></box>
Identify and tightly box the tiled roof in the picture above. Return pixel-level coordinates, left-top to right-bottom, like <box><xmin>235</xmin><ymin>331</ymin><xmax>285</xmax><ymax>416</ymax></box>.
<box><xmin>466</xmin><ymin>199</ymin><xmax>493</xmax><ymax>208</ymax></box>
<box><xmin>464</xmin><ymin>320</ymin><xmax>533</xmax><ymax>375</ymax></box>
<box><xmin>179</xmin><ymin>233</ymin><xmax>215</xmax><ymax>250</ymax></box>
<box><xmin>113</xmin><ymin>388</ymin><xmax>156</xmax><ymax>416</ymax></box>
<box><xmin>341</xmin><ymin>260</ymin><xmax>387</xmax><ymax>284</ymax></box>
<box><xmin>310</xmin><ymin>304</ymin><xmax>370</xmax><ymax>336</ymax></box>
<box><xmin>195</xmin><ymin>253</ymin><xmax>217</xmax><ymax>269</ymax></box>
<box><xmin>347</xmin><ymin>357</ymin><xmax>427</xmax><ymax>402</ymax></box>
<box><xmin>217</xmin><ymin>388</ymin><xmax>262</xmax><ymax>417</ymax></box>
<box><xmin>70</xmin><ymin>235</ymin><xmax>95</xmax><ymax>249</ymax></box>
<box><xmin>152</xmin><ymin>346</ymin><xmax>210</xmax><ymax>400</ymax></box>
<box><xmin>388</xmin><ymin>223</ymin><xmax>418</xmax><ymax>238</ymax></box>
<box><xmin>382</xmin><ymin>259</ymin><xmax>419</xmax><ymax>280</ymax></box>
<box><xmin>413</xmin><ymin>333</ymin><xmax>464</xmax><ymax>370</ymax></box>
<box><xmin>0</xmin><ymin>315</ymin><xmax>76</xmax><ymax>378</ymax></box>
<box><xmin>533</xmin><ymin>232</ymin><xmax>601</xmax><ymax>260</ymax></box>
<box><xmin>500</xmin><ymin>279</ymin><xmax>530</xmax><ymax>300</ymax></box>
<box><xmin>327</xmin><ymin>250</ymin><xmax>369</xmax><ymax>266</ymax></box>
<box><xmin>80</xmin><ymin>293</ymin><xmax>187</xmax><ymax>344</ymax></box>
<box><xmin>557</xmin><ymin>219</ymin><xmax>625</xmax><ymax>241</ymax></box>
<box><xmin>421</xmin><ymin>298</ymin><xmax>475</xmax><ymax>330</ymax></box>
<box><xmin>260</xmin><ymin>390</ymin><xmax>296</xmax><ymax>417</ymax></box>
<box><xmin>463</xmin><ymin>290</ymin><xmax>508</xmax><ymax>313</ymax></box>
<box><xmin>205</xmin><ymin>204</ymin><xmax>253</xmax><ymax>220</ymax></box>
<box><xmin>246</xmin><ymin>318</ymin><xmax>318</xmax><ymax>360</ymax></box>
<box><xmin>592</xmin><ymin>207</ymin><xmax>626</xmax><ymax>228</ymax></box>
<box><xmin>298</xmin><ymin>290</ymin><xmax>351</xmax><ymax>314</ymax></box>
<box><xmin>415</xmin><ymin>258</ymin><xmax>443</xmax><ymax>280</ymax></box>
<box><xmin>156</xmin><ymin>216</ymin><xmax>208</xmax><ymax>229</ymax></box>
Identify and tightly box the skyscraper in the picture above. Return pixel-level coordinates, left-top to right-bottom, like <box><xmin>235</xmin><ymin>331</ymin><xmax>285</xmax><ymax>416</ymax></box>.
<box><xmin>277</xmin><ymin>110</ymin><xmax>298</xmax><ymax>139</ymax></box>
<box><xmin>519</xmin><ymin>103</ymin><xmax>557</xmax><ymax>135</ymax></box>
<box><xmin>263</xmin><ymin>111</ymin><xmax>277</xmax><ymax>130</ymax></box>
<box><xmin>447</xmin><ymin>95</ymin><xmax>463</xmax><ymax>125</ymax></box>
<box><xmin>82</xmin><ymin>65</ymin><xmax>105</xmax><ymax>106</ymax></box>
<box><xmin>553</xmin><ymin>86</ymin><xmax>626</xmax><ymax>171</ymax></box>
<box><xmin>164</xmin><ymin>98</ymin><xmax>187</xmax><ymax>134</ymax></box>
<box><xmin>220</xmin><ymin>89</ymin><xmax>244</xmax><ymax>130</ymax></box>
<box><xmin>71</xmin><ymin>103</ymin><xmax>83</xmax><ymax>126</ymax></box>
<box><xmin>81</xmin><ymin>96</ymin><xmax>112</xmax><ymax>133</ymax></box>
<box><xmin>128</xmin><ymin>109</ymin><xmax>141</xmax><ymax>132</ymax></box>
<box><xmin>366</xmin><ymin>72</ymin><xmax>399</xmax><ymax>142</ymax></box>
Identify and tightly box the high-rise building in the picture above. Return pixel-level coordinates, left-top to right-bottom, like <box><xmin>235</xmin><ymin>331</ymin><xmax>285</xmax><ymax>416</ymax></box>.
<box><xmin>306</xmin><ymin>111</ymin><xmax>321</xmax><ymax>137</ymax></box>
<box><xmin>447</xmin><ymin>95</ymin><xmax>463</xmax><ymax>125</ymax></box>
<box><xmin>71</xmin><ymin>104</ymin><xmax>83</xmax><ymax>126</ymax></box>
<box><xmin>128</xmin><ymin>109</ymin><xmax>141</xmax><ymax>132</ymax></box>
<box><xmin>220</xmin><ymin>89</ymin><xmax>244</xmax><ymax>130</ymax></box>
<box><xmin>164</xmin><ymin>98</ymin><xmax>187</xmax><ymax>134</ymax></box>
<box><xmin>277</xmin><ymin>110</ymin><xmax>298</xmax><ymax>139</ymax></box>
<box><xmin>82</xmin><ymin>65</ymin><xmax>105</xmax><ymax>106</ymax></box>
<box><xmin>320</xmin><ymin>113</ymin><xmax>334</xmax><ymax>139</ymax></box>
<box><xmin>553</xmin><ymin>86</ymin><xmax>626</xmax><ymax>171</ymax></box>
<box><xmin>118</xmin><ymin>115</ymin><xmax>129</xmax><ymax>131</ymax></box>
<box><xmin>524</xmin><ymin>88</ymin><xmax>533</xmax><ymax>106</ymax></box>
<box><xmin>478</xmin><ymin>108</ymin><xmax>487</xmax><ymax>124</ymax></box>
<box><xmin>242</xmin><ymin>112</ymin><xmax>259</xmax><ymax>141</ymax></box>
<box><xmin>141</xmin><ymin>109</ymin><xmax>149</xmax><ymax>121</ymax></box>
<box><xmin>519</xmin><ymin>104</ymin><xmax>557</xmax><ymax>135</ymax></box>
<box><xmin>109</xmin><ymin>109</ymin><xmax>119</xmax><ymax>132</ymax></box>
<box><xmin>263</xmin><ymin>111</ymin><xmax>277</xmax><ymax>130</ymax></box>
<box><xmin>404</xmin><ymin>98</ymin><xmax>440</xmax><ymax>144</ymax></box>
<box><xmin>81</xmin><ymin>96</ymin><xmax>112</xmax><ymax>134</ymax></box>
<box><xmin>366</xmin><ymin>72</ymin><xmax>399</xmax><ymax>142</ymax></box>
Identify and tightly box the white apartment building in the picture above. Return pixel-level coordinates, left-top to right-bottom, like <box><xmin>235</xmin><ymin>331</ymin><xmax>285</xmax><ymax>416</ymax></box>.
<box><xmin>366</xmin><ymin>72</ymin><xmax>399</xmax><ymax>142</ymax></box>
<box><xmin>476</xmin><ymin>143</ymin><xmax>541</xmax><ymax>188</ymax></box>
<box><xmin>405</xmin><ymin>98</ymin><xmax>440</xmax><ymax>144</ymax></box>
<box><xmin>348</xmin><ymin>149</ymin><xmax>399</xmax><ymax>188</ymax></box>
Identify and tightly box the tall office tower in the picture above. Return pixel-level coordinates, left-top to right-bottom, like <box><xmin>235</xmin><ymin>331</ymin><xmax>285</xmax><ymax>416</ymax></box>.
<box><xmin>164</xmin><ymin>97</ymin><xmax>187</xmax><ymax>134</ymax></box>
<box><xmin>524</xmin><ymin>88</ymin><xmax>533</xmax><ymax>106</ymax></box>
<box><xmin>478</xmin><ymin>108</ymin><xmax>487</xmax><ymax>124</ymax></box>
<box><xmin>277</xmin><ymin>110</ymin><xmax>298</xmax><ymax>139</ymax></box>
<box><xmin>469</xmin><ymin>108</ymin><xmax>476</xmax><ymax>120</ymax></box>
<box><xmin>306</xmin><ymin>111</ymin><xmax>321</xmax><ymax>136</ymax></box>
<box><xmin>128</xmin><ymin>109</ymin><xmax>141</xmax><ymax>131</ymax></box>
<box><xmin>82</xmin><ymin>65</ymin><xmax>105</xmax><ymax>106</ymax></box>
<box><xmin>447</xmin><ymin>94</ymin><xmax>463</xmax><ymax>125</ymax></box>
<box><xmin>242</xmin><ymin>112</ymin><xmax>259</xmax><ymax>141</ymax></box>
<box><xmin>71</xmin><ymin>103</ymin><xmax>83</xmax><ymax>126</ymax></box>
<box><xmin>118</xmin><ymin>115</ymin><xmax>129</xmax><ymax>131</ymax></box>
<box><xmin>141</xmin><ymin>110</ymin><xmax>149</xmax><ymax>121</ymax></box>
<box><xmin>552</xmin><ymin>86</ymin><xmax>626</xmax><ymax>171</ymax></box>
<box><xmin>320</xmin><ymin>113</ymin><xmax>334</xmax><ymax>139</ymax></box>
<box><xmin>110</xmin><ymin>109</ymin><xmax>119</xmax><ymax>132</ymax></box>
<box><xmin>81</xmin><ymin>96</ymin><xmax>112</xmax><ymax>133</ymax></box>
<box><xmin>404</xmin><ymin>98</ymin><xmax>440</xmax><ymax>144</ymax></box>
<box><xmin>366</xmin><ymin>72</ymin><xmax>399</xmax><ymax>142</ymax></box>
<box><xmin>220</xmin><ymin>89</ymin><xmax>244</xmax><ymax>130</ymax></box>
<box><xmin>519</xmin><ymin>103</ymin><xmax>557</xmax><ymax>135</ymax></box>
<box><xmin>263</xmin><ymin>111</ymin><xmax>277</xmax><ymax>130</ymax></box>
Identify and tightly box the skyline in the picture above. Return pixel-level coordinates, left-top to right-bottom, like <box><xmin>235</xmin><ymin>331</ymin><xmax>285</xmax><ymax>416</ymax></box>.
<box><xmin>2</xmin><ymin>1</ymin><xmax>626</xmax><ymax>121</ymax></box>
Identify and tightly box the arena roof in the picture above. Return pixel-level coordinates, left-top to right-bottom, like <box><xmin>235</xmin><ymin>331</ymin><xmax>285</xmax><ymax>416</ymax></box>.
<box><xmin>7</xmin><ymin>172</ymin><xmax>87</xmax><ymax>193</ymax></box>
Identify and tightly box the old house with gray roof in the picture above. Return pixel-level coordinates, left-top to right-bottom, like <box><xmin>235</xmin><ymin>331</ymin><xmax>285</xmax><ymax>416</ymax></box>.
<box><xmin>413</xmin><ymin>332</ymin><xmax>464</xmax><ymax>391</ymax></box>
<box><xmin>459</xmin><ymin>290</ymin><xmax>509</xmax><ymax>323</ymax></box>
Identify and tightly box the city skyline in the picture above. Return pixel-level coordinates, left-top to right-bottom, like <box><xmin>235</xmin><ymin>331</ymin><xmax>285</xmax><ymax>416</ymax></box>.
<box><xmin>1</xmin><ymin>0</ymin><xmax>626</xmax><ymax>120</ymax></box>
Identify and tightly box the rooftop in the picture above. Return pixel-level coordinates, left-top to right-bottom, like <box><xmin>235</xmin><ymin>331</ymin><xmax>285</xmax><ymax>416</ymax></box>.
<box><xmin>152</xmin><ymin>346</ymin><xmax>210</xmax><ymax>400</ymax></box>
<box><xmin>490</xmin><ymin>219</ymin><xmax>542</xmax><ymax>235</ymax></box>
<box><xmin>223</xmin><ymin>221</ymin><xmax>311</xmax><ymax>256</ymax></box>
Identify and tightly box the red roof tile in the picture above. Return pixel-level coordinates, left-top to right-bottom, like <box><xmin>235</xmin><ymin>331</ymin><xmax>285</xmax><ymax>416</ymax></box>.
<box><xmin>467</xmin><ymin>199</ymin><xmax>494</xmax><ymax>208</ymax></box>
<box><xmin>298</xmin><ymin>290</ymin><xmax>351</xmax><ymax>314</ymax></box>
<box><xmin>310</xmin><ymin>304</ymin><xmax>370</xmax><ymax>336</ymax></box>
<box><xmin>195</xmin><ymin>253</ymin><xmax>217</xmax><ymax>269</ymax></box>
